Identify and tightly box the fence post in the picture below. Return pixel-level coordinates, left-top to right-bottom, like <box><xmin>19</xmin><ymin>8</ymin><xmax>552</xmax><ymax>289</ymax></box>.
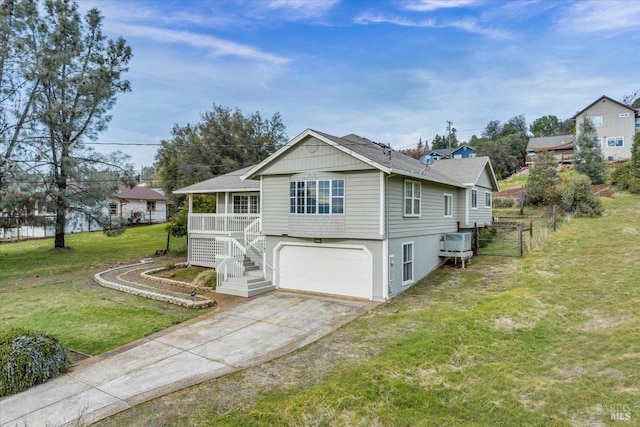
<box><xmin>553</xmin><ymin>204</ymin><xmax>557</xmax><ymax>232</ymax></box>
<box><xmin>529</xmin><ymin>221</ymin><xmax>533</xmax><ymax>239</ymax></box>
<box><xmin>519</xmin><ymin>226</ymin><xmax>523</xmax><ymax>257</ymax></box>
<box><xmin>473</xmin><ymin>223</ymin><xmax>478</xmax><ymax>256</ymax></box>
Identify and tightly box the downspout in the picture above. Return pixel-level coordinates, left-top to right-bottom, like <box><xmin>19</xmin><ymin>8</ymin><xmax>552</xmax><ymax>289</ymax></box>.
<box><xmin>188</xmin><ymin>194</ymin><xmax>193</xmax><ymax>265</ymax></box>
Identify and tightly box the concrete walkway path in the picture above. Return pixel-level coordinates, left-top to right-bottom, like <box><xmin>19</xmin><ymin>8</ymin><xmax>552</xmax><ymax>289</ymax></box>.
<box><xmin>0</xmin><ymin>292</ymin><xmax>375</xmax><ymax>427</ymax></box>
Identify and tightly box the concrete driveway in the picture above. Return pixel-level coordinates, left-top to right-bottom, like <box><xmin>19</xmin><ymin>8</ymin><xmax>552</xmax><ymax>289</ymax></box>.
<box><xmin>0</xmin><ymin>292</ymin><xmax>375</xmax><ymax>427</ymax></box>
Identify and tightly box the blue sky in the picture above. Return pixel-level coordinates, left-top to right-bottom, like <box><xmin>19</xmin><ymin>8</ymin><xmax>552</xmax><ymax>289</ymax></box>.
<box><xmin>83</xmin><ymin>0</ymin><xmax>640</xmax><ymax>168</ymax></box>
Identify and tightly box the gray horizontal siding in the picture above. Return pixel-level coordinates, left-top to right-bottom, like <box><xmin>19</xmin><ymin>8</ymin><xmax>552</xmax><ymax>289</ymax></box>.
<box><xmin>387</xmin><ymin>176</ymin><xmax>459</xmax><ymax>239</ymax></box>
<box><xmin>388</xmin><ymin>235</ymin><xmax>441</xmax><ymax>298</ymax></box>
<box><xmin>258</xmin><ymin>136</ymin><xmax>374</xmax><ymax>175</ymax></box>
<box><xmin>262</xmin><ymin>170</ymin><xmax>381</xmax><ymax>239</ymax></box>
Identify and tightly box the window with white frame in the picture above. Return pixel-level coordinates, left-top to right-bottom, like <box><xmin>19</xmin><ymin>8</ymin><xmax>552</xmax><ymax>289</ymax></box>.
<box><xmin>402</xmin><ymin>242</ymin><xmax>413</xmax><ymax>285</ymax></box>
<box><xmin>587</xmin><ymin>115</ymin><xmax>603</xmax><ymax>127</ymax></box>
<box><xmin>606</xmin><ymin>137</ymin><xmax>624</xmax><ymax>148</ymax></box>
<box><xmin>485</xmin><ymin>191</ymin><xmax>492</xmax><ymax>208</ymax></box>
<box><xmin>147</xmin><ymin>201</ymin><xmax>156</xmax><ymax>212</ymax></box>
<box><xmin>404</xmin><ymin>180</ymin><xmax>421</xmax><ymax>216</ymax></box>
<box><xmin>471</xmin><ymin>188</ymin><xmax>478</xmax><ymax>209</ymax></box>
<box><xmin>289</xmin><ymin>179</ymin><xmax>344</xmax><ymax>214</ymax></box>
<box><xmin>109</xmin><ymin>203</ymin><xmax>118</xmax><ymax>215</ymax></box>
<box><xmin>444</xmin><ymin>194</ymin><xmax>452</xmax><ymax>217</ymax></box>
<box><xmin>233</xmin><ymin>194</ymin><xmax>260</xmax><ymax>214</ymax></box>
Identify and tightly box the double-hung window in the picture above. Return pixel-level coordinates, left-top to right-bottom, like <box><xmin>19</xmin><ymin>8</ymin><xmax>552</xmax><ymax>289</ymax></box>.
<box><xmin>471</xmin><ymin>188</ymin><xmax>478</xmax><ymax>209</ymax></box>
<box><xmin>587</xmin><ymin>115</ymin><xmax>603</xmax><ymax>127</ymax></box>
<box><xmin>290</xmin><ymin>179</ymin><xmax>345</xmax><ymax>214</ymax></box>
<box><xmin>404</xmin><ymin>180</ymin><xmax>421</xmax><ymax>216</ymax></box>
<box><xmin>485</xmin><ymin>192</ymin><xmax>492</xmax><ymax>208</ymax></box>
<box><xmin>444</xmin><ymin>194</ymin><xmax>452</xmax><ymax>217</ymax></box>
<box><xmin>402</xmin><ymin>242</ymin><xmax>414</xmax><ymax>285</ymax></box>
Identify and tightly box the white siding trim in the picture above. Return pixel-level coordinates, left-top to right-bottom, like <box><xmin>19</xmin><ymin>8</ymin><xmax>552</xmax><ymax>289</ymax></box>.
<box><xmin>382</xmin><ymin>240</ymin><xmax>389</xmax><ymax>300</ymax></box>
<box><xmin>379</xmin><ymin>171</ymin><xmax>385</xmax><ymax>236</ymax></box>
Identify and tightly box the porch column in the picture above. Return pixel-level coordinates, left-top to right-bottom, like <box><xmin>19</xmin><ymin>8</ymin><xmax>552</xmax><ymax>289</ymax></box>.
<box><xmin>188</xmin><ymin>194</ymin><xmax>193</xmax><ymax>231</ymax></box>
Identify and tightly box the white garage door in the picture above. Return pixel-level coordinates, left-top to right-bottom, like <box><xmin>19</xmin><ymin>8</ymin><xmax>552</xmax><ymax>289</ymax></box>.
<box><xmin>278</xmin><ymin>245</ymin><xmax>372</xmax><ymax>299</ymax></box>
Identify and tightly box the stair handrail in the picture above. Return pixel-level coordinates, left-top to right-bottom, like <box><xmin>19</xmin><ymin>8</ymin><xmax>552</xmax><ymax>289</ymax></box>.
<box><xmin>244</xmin><ymin>217</ymin><xmax>264</xmax><ymax>254</ymax></box>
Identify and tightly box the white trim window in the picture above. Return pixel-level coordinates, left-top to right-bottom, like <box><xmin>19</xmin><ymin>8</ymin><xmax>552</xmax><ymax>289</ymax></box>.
<box><xmin>290</xmin><ymin>179</ymin><xmax>344</xmax><ymax>214</ymax></box>
<box><xmin>233</xmin><ymin>194</ymin><xmax>260</xmax><ymax>214</ymax></box>
<box><xmin>402</xmin><ymin>242</ymin><xmax>414</xmax><ymax>285</ymax></box>
<box><xmin>404</xmin><ymin>180</ymin><xmax>421</xmax><ymax>216</ymax></box>
<box><xmin>109</xmin><ymin>202</ymin><xmax>118</xmax><ymax>216</ymax></box>
<box><xmin>471</xmin><ymin>188</ymin><xmax>478</xmax><ymax>209</ymax></box>
<box><xmin>147</xmin><ymin>201</ymin><xmax>156</xmax><ymax>212</ymax></box>
<box><xmin>587</xmin><ymin>115</ymin><xmax>603</xmax><ymax>127</ymax></box>
<box><xmin>606</xmin><ymin>137</ymin><xmax>624</xmax><ymax>148</ymax></box>
<box><xmin>485</xmin><ymin>192</ymin><xmax>492</xmax><ymax>208</ymax></box>
<box><xmin>444</xmin><ymin>194</ymin><xmax>453</xmax><ymax>217</ymax></box>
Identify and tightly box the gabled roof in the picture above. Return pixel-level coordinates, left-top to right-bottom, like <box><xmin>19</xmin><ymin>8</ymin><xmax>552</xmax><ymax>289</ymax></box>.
<box><xmin>572</xmin><ymin>95</ymin><xmax>639</xmax><ymax>119</ymax></box>
<box><xmin>173</xmin><ymin>166</ymin><xmax>259</xmax><ymax>194</ymax></box>
<box><xmin>427</xmin><ymin>144</ymin><xmax>476</xmax><ymax>157</ymax></box>
<box><xmin>116</xmin><ymin>186</ymin><xmax>167</xmax><ymax>201</ymax></box>
<box><xmin>243</xmin><ymin>129</ymin><xmax>498</xmax><ymax>190</ymax></box>
<box><xmin>430</xmin><ymin>156</ymin><xmax>500</xmax><ymax>191</ymax></box>
<box><xmin>526</xmin><ymin>135</ymin><xmax>575</xmax><ymax>152</ymax></box>
<box><xmin>244</xmin><ymin>129</ymin><xmax>464</xmax><ymax>188</ymax></box>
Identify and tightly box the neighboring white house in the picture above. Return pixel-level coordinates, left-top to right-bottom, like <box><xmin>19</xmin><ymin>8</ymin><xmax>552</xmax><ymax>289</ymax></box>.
<box><xmin>573</xmin><ymin>95</ymin><xmax>640</xmax><ymax>161</ymax></box>
<box><xmin>174</xmin><ymin>129</ymin><xmax>499</xmax><ymax>301</ymax></box>
<box><xmin>110</xmin><ymin>186</ymin><xmax>167</xmax><ymax>224</ymax></box>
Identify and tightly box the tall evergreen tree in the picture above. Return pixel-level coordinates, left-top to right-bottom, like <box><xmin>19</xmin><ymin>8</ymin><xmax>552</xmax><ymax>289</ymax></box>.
<box><xmin>573</xmin><ymin>118</ymin><xmax>606</xmax><ymax>184</ymax></box>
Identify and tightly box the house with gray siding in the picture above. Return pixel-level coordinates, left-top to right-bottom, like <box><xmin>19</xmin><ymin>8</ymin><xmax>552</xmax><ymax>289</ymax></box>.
<box><xmin>174</xmin><ymin>129</ymin><xmax>499</xmax><ymax>301</ymax></box>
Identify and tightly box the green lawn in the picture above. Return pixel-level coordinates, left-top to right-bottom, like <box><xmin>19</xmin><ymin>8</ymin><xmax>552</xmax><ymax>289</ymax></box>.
<box><xmin>98</xmin><ymin>193</ymin><xmax>640</xmax><ymax>426</ymax></box>
<box><xmin>0</xmin><ymin>226</ymin><xmax>212</xmax><ymax>355</ymax></box>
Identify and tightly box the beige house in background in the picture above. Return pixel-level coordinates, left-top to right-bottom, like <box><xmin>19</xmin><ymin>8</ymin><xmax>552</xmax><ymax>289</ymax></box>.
<box><xmin>573</xmin><ymin>95</ymin><xmax>640</xmax><ymax>161</ymax></box>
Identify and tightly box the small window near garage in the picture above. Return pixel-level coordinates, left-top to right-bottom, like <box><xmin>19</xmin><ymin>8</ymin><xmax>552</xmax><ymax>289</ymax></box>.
<box><xmin>109</xmin><ymin>203</ymin><xmax>118</xmax><ymax>215</ymax></box>
<box><xmin>471</xmin><ymin>189</ymin><xmax>478</xmax><ymax>209</ymax></box>
<box><xmin>485</xmin><ymin>192</ymin><xmax>492</xmax><ymax>208</ymax></box>
<box><xmin>587</xmin><ymin>115</ymin><xmax>603</xmax><ymax>127</ymax></box>
<box><xmin>404</xmin><ymin>180</ymin><xmax>421</xmax><ymax>217</ymax></box>
<box><xmin>606</xmin><ymin>137</ymin><xmax>624</xmax><ymax>148</ymax></box>
<box><xmin>402</xmin><ymin>242</ymin><xmax>414</xmax><ymax>285</ymax></box>
<box><xmin>444</xmin><ymin>194</ymin><xmax>452</xmax><ymax>217</ymax></box>
<box><xmin>147</xmin><ymin>201</ymin><xmax>156</xmax><ymax>212</ymax></box>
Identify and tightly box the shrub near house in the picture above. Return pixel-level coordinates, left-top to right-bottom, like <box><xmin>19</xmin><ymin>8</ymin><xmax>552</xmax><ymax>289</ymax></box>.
<box><xmin>0</xmin><ymin>329</ymin><xmax>70</xmax><ymax>397</ymax></box>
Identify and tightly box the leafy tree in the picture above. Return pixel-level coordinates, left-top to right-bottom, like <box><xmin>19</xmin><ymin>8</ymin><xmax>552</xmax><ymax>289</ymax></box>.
<box><xmin>529</xmin><ymin>115</ymin><xmax>574</xmax><ymax>137</ymax></box>
<box><xmin>573</xmin><ymin>118</ymin><xmax>606</xmax><ymax>184</ymax></box>
<box><xmin>559</xmin><ymin>173</ymin><xmax>603</xmax><ymax>217</ymax></box>
<box><xmin>155</xmin><ymin>104</ymin><xmax>287</xmax><ymax>207</ymax></box>
<box><xmin>430</xmin><ymin>128</ymin><xmax>458</xmax><ymax>150</ymax></box>
<box><xmin>525</xmin><ymin>150</ymin><xmax>558</xmax><ymax>205</ymax></box>
<box><xmin>611</xmin><ymin>132</ymin><xmax>640</xmax><ymax>193</ymax></box>
<box><xmin>165</xmin><ymin>194</ymin><xmax>216</xmax><ymax>238</ymax></box>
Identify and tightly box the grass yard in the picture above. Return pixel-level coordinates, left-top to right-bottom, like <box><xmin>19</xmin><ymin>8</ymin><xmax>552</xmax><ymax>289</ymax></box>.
<box><xmin>0</xmin><ymin>226</ymin><xmax>212</xmax><ymax>355</ymax></box>
<box><xmin>98</xmin><ymin>193</ymin><xmax>640</xmax><ymax>426</ymax></box>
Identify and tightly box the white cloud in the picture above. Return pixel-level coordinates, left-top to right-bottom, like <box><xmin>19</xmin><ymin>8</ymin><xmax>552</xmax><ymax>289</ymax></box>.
<box><xmin>109</xmin><ymin>23</ymin><xmax>290</xmax><ymax>65</ymax></box>
<box><xmin>404</xmin><ymin>0</ymin><xmax>483</xmax><ymax>12</ymax></box>
<box><xmin>559</xmin><ymin>0</ymin><xmax>640</xmax><ymax>34</ymax></box>
<box><xmin>445</xmin><ymin>17</ymin><xmax>512</xmax><ymax>40</ymax></box>
<box><xmin>266</xmin><ymin>0</ymin><xmax>340</xmax><ymax>19</ymax></box>
<box><xmin>354</xmin><ymin>13</ymin><xmax>435</xmax><ymax>27</ymax></box>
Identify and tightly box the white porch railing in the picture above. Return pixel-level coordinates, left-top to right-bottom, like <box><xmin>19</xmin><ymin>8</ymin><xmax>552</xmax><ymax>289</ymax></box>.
<box><xmin>244</xmin><ymin>217</ymin><xmax>264</xmax><ymax>254</ymax></box>
<box><xmin>189</xmin><ymin>213</ymin><xmax>260</xmax><ymax>233</ymax></box>
<box><xmin>213</xmin><ymin>236</ymin><xmax>246</xmax><ymax>283</ymax></box>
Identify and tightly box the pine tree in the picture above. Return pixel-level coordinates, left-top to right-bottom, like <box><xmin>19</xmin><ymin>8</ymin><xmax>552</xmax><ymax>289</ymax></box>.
<box><xmin>573</xmin><ymin>118</ymin><xmax>606</xmax><ymax>184</ymax></box>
